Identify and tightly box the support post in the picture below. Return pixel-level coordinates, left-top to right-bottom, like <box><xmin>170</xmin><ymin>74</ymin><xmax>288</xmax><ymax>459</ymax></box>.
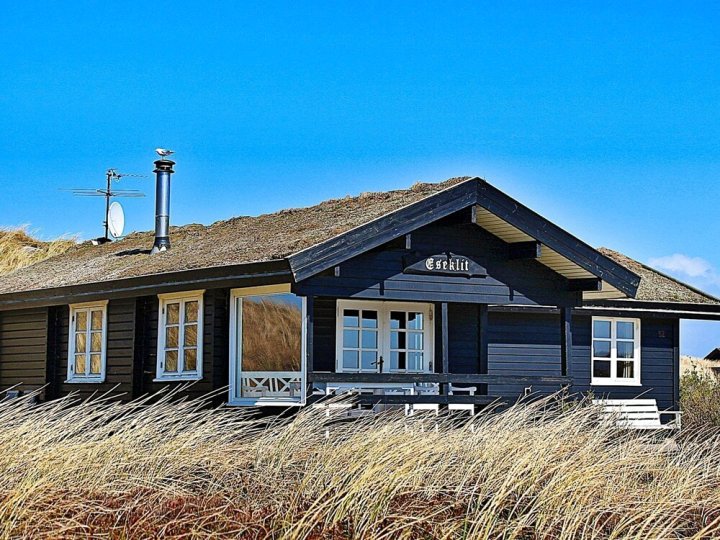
<box><xmin>560</xmin><ymin>306</ymin><xmax>573</xmax><ymax>378</ymax></box>
<box><xmin>441</xmin><ymin>302</ymin><xmax>449</xmax><ymax>395</ymax></box>
<box><xmin>479</xmin><ymin>304</ymin><xmax>489</xmax><ymax>395</ymax></box>
<box><xmin>673</xmin><ymin>318</ymin><xmax>680</xmax><ymax>410</ymax></box>
<box><xmin>305</xmin><ymin>296</ymin><xmax>314</xmax><ymax>394</ymax></box>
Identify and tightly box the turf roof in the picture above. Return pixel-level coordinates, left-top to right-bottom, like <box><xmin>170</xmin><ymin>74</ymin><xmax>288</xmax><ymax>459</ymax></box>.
<box><xmin>0</xmin><ymin>176</ymin><xmax>715</xmax><ymax>306</ymax></box>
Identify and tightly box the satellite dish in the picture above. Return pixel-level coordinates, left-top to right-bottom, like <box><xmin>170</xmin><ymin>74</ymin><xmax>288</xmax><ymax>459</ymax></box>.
<box><xmin>107</xmin><ymin>201</ymin><xmax>125</xmax><ymax>239</ymax></box>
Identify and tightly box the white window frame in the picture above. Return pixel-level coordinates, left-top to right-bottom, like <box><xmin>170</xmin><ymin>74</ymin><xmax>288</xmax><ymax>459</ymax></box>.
<box><xmin>155</xmin><ymin>290</ymin><xmax>205</xmax><ymax>381</ymax></box>
<box><xmin>66</xmin><ymin>300</ymin><xmax>108</xmax><ymax>383</ymax></box>
<box><xmin>335</xmin><ymin>299</ymin><xmax>434</xmax><ymax>374</ymax></box>
<box><xmin>228</xmin><ymin>284</ymin><xmax>306</xmax><ymax>407</ymax></box>
<box><xmin>591</xmin><ymin>316</ymin><xmax>641</xmax><ymax>386</ymax></box>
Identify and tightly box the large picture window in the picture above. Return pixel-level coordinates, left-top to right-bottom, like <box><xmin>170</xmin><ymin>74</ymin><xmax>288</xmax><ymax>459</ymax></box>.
<box><xmin>67</xmin><ymin>301</ymin><xmax>108</xmax><ymax>383</ymax></box>
<box><xmin>591</xmin><ymin>317</ymin><xmax>641</xmax><ymax>386</ymax></box>
<box><xmin>156</xmin><ymin>291</ymin><xmax>204</xmax><ymax>381</ymax></box>
<box><xmin>336</xmin><ymin>300</ymin><xmax>433</xmax><ymax>374</ymax></box>
<box><xmin>229</xmin><ymin>285</ymin><xmax>306</xmax><ymax>406</ymax></box>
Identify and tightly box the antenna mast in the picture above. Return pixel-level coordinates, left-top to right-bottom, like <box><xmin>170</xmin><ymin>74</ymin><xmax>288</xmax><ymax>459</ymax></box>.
<box><xmin>64</xmin><ymin>168</ymin><xmax>146</xmax><ymax>241</ymax></box>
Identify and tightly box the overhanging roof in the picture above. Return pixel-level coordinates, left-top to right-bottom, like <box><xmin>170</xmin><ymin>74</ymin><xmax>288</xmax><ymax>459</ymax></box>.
<box><xmin>289</xmin><ymin>178</ymin><xmax>641</xmax><ymax>297</ymax></box>
<box><xmin>1</xmin><ymin>175</ymin><xmax>715</xmax><ymax>310</ymax></box>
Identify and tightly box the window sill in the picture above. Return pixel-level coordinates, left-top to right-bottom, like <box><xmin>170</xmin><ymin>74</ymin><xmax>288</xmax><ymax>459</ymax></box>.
<box><xmin>153</xmin><ymin>376</ymin><xmax>202</xmax><ymax>383</ymax></box>
<box><xmin>591</xmin><ymin>381</ymin><xmax>642</xmax><ymax>387</ymax></box>
<box><xmin>65</xmin><ymin>378</ymin><xmax>105</xmax><ymax>384</ymax></box>
<box><xmin>228</xmin><ymin>398</ymin><xmax>304</xmax><ymax>407</ymax></box>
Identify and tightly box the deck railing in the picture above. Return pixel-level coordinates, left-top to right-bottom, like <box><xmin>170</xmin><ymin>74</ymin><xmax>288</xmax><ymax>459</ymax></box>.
<box><xmin>308</xmin><ymin>372</ymin><xmax>572</xmax><ymax>385</ymax></box>
<box><xmin>240</xmin><ymin>371</ymin><xmax>303</xmax><ymax>399</ymax></box>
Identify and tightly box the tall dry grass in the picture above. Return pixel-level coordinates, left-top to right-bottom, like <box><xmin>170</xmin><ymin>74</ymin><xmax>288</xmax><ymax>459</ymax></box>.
<box><xmin>682</xmin><ymin>366</ymin><xmax>720</xmax><ymax>431</ymax></box>
<box><xmin>0</xmin><ymin>390</ymin><xmax>719</xmax><ymax>538</ymax></box>
<box><xmin>0</xmin><ymin>228</ymin><xmax>75</xmax><ymax>276</ymax></box>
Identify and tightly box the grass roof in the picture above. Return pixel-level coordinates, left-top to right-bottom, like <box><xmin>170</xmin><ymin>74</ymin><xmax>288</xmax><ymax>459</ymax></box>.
<box><xmin>0</xmin><ymin>178</ymin><xmax>716</xmax><ymax>306</ymax></box>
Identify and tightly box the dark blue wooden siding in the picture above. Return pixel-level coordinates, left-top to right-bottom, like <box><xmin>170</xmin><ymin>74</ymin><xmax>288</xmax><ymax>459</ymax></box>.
<box><xmin>0</xmin><ymin>307</ymin><xmax>49</xmax><ymax>397</ymax></box>
<box><xmin>296</xmin><ymin>222</ymin><xmax>578</xmax><ymax>306</ymax></box>
<box><xmin>307</xmin><ymin>298</ymin><xmax>678</xmax><ymax>410</ymax></box>
<box><xmin>484</xmin><ymin>312</ymin><xmax>676</xmax><ymax>410</ymax></box>
<box><xmin>53</xmin><ymin>298</ymin><xmax>136</xmax><ymax>400</ymax></box>
<box><xmin>312</xmin><ymin>297</ymin><xmax>336</xmax><ymax>372</ymax></box>
<box><xmin>448</xmin><ymin>304</ymin><xmax>480</xmax><ymax>374</ymax></box>
<box><xmin>571</xmin><ymin>314</ymin><xmax>677</xmax><ymax>411</ymax></box>
<box><xmin>487</xmin><ymin>312</ymin><xmax>563</xmax><ymax>400</ymax></box>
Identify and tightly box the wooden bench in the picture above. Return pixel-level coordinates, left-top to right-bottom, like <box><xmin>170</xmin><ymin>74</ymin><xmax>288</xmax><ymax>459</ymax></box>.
<box><xmin>593</xmin><ymin>399</ymin><xmax>682</xmax><ymax>430</ymax></box>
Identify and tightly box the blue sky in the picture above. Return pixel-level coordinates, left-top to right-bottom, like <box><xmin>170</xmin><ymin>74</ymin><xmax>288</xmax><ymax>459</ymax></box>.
<box><xmin>1</xmin><ymin>1</ymin><xmax>719</xmax><ymax>354</ymax></box>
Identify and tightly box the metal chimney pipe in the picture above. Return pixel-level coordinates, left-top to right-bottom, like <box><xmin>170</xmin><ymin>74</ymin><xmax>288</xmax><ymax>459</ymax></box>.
<box><xmin>151</xmin><ymin>159</ymin><xmax>175</xmax><ymax>254</ymax></box>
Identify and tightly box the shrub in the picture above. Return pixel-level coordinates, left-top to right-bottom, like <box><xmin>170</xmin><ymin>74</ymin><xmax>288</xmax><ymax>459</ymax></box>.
<box><xmin>681</xmin><ymin>365</ymin><xmax>720</xmax><ymax>431</ymax></box>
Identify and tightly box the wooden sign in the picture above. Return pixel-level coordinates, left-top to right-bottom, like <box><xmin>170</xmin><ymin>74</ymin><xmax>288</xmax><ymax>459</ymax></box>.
<box><xmin>403</xmin><ymin>252</ymin><xmax>487</xmax><ymax>278</ymax></box>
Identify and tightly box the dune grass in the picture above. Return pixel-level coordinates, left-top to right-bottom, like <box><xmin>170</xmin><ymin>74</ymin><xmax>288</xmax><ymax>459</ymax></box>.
<box><xmin>681</xmin><ymin>366</ymin><xmax>720</xmax><ymax>431</ymax></box>
<box><xmin>0</xmin><ymin>227</ymin><xmax>75</xmax><ymax>277</ymax></box>
<box><xmin>0</xmin><ymin>391</ymin><xmax>718</xmax><ymax>538</ymax></box>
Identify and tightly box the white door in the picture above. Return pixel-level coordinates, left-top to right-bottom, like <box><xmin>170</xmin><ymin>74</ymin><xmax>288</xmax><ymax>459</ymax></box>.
<box><xmin>336</xmin><ymin>300</ymin><xmax>433</xmax><ymax>374</ymax></box>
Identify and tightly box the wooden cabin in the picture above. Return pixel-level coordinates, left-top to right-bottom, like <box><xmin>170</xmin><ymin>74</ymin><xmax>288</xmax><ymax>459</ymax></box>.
<box><xmin>1</xmin><ymin>174</ymin><xmax>719</xmax><ymax>414</ymax></box>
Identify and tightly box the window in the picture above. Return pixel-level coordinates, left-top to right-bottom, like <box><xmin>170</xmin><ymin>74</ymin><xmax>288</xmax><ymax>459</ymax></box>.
<box><xmin>156</xmin><ymin>291</ymin><xmax>204</xmax><ymax>381</ymax></box>
<box><xmin>591</xmin><ymin>317</ymin><xmax>641</xmax><ymax>385</ymax></box>
<box><xmin>336</xmin><ymin>300</ymin><xmax>433</xmax><ymax>373</ymax></box>
<box><xmin>67</xmin><ymin>301</ymin><xmax>108</xmax><ymax>383</ymax></box>
<box><xmin>229</xmin><ymin>285</ymin><xmax>306</xmax><ymax>406</ymax></box>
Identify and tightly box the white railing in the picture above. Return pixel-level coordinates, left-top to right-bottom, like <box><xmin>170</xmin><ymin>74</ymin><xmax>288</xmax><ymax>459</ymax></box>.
<box><xmin>240</xmin><ymin>371</ymin><xmax>303</xmax><ymax>399</ymax></box>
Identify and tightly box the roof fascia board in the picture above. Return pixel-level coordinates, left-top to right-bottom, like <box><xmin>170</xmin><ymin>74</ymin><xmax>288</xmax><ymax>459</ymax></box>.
<box><xmin>475</xmin><ymin>179</ymin><xmax>641</xmax><ymax>297</ymax></box>
<box><xmin>0</xmin><ymin>260</ymin><xmax>291</xmax><ymax>311</ymax></box>
<box><xmin>576</xmin><ymin>306</ymin><xmax>720</xmax><ymax>321</ymax></box>
<box><xmin>587</xmin><ymin>299</ymin><xmax>720</xmax><ymax>314</ymax></box>
<box><xmin>489</xmin><ymin>304</ymin><xmax>720</xmax><ymax>321</ymax></box>
<box><xmin>289</xmin><ymin>179</ymin><xmax>480</xmax><ymax>281</ymax></box>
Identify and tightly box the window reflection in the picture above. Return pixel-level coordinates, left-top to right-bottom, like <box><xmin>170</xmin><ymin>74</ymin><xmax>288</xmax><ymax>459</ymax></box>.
<box><xmin>241</xmin><ymin>294</ymin><xmax>302</xmax><ymax>372</ymax></box>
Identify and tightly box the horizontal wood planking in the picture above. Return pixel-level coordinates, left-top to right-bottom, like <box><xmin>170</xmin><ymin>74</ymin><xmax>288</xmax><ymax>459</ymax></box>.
<box><xmin>571</xmin><ymin>316</ymin><xmax>676</xmax><ymax>411</ymax></box>
<box><xmin>487</xmin><ymin>311</ymin><xmax>563</xmax><ymax>399</ymax></box>
<box><xmin>296</xmin><ymin>223</ymin><xmax>578</xmax><ymax>307</ymax></box>
<box><xmin>139</xmin><ymin>290</ymin><xmax>222</xmax><ymax>402</ymax></box>
<box><xmin>212</xmin><ymin>290</ymin><xmax>230</xmax><ymax>392</ymax></box>
<box><xmin>312</xmin><ymin>297</ymin><xmax>336</xmax><ymax>372</ymax></box>
<box><xmin>0</xmin><ymin>307</ymin><xmax>49</xmax><ymax>396</ymax></box>
<box><xmin>54</xmin><ymin>298</ymin><xmax>136</xmax><ymax>400</ymax></box>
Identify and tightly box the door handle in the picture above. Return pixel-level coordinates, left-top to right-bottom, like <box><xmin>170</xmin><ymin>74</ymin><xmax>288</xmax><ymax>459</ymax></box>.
<box><xmin>371</xmin><ymin>355</ymin><xmax>385</xmax><ymax>373</ymax></box>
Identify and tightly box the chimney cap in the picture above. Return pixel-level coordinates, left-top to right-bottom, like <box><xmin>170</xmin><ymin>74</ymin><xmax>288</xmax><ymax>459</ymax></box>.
<box><xmin>153</xmin><ymin>159</ymin><xmax>175</xmax><ymax>173</ymax></box>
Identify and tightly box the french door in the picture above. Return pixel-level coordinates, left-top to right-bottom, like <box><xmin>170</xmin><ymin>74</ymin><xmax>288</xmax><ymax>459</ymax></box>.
<box><xmin>336</xmin><ymin>300</ymin><xmax>434</xmax><ymax>374</ymax></box>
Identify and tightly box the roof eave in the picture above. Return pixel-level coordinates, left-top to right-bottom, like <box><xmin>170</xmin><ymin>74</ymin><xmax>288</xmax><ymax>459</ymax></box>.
<box><xmin>288</xmin><ymin>177</ymin><xmax>642</xmax><ymax>298</ymax></box>
<box><xmin>0</xmin><ymin>259</ymin><xmax>292</xmax><ymax>311</ymax></box>
<box><xmin>474</xmin><ymin>180</ymin><xmax>641</xmax><ymax>297</ymax></box>
<box><xmin>288</xmin><ymin>179</ymin><xmax>480</xmax><ymax>281</ymax></box>
<box><xmin>585</xmin><ymin>298</ymin><xmax>720</xmax><ymax>314</ymax></box>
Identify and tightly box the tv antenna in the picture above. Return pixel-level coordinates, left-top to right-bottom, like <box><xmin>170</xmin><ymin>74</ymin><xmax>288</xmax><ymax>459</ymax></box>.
<box><xmin>64</xmin><ymin>168</ymin><xmax>147</xmax><ymax>242</ymax></box>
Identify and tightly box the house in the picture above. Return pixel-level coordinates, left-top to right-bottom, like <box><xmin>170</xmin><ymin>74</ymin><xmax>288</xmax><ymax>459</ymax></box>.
<box><xmin>1</xmin><ymin>159</ymin><xmax>719</xmax><ymax>413</ymax></box>
<box><xmin>705</xmin><ymin>348</ymin><xmax>720</xmax><ymax>361</ymax></box>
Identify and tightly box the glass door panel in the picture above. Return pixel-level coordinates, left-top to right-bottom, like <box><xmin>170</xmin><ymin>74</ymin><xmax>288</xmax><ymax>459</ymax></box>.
<box><xmin>389</xmin><ymin>310</ymin><xmax>426</xmax><ymax>373</ymax></box>
<box><xmin>341</xmin><ymin>308</ymin><xmax>380</xmax><ymax>372</ymax></box>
